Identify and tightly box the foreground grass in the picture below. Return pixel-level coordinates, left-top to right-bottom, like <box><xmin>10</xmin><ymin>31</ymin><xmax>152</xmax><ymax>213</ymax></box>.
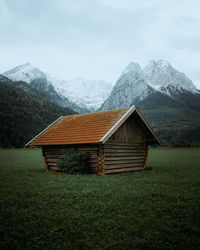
<box><xmin>0</xmin><ymin>148</ymin><xmax>200</xmax><ymax>249</ymax></box>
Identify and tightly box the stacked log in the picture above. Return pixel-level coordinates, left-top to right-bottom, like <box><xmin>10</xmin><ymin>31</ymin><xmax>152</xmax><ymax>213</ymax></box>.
<box><xmin>103</xmin><ymin>142</ymin><xmax>148</xmax><ymax>174</ymax></box>
<box><xmin>42</xmin><ymin>145</ymin><xmax>98</xmax><ymax>173</ymax></box>
<box><xmin>42</xmin><ymin>142</ymin><xmax>148</xmax><ymax>175</ymax></box>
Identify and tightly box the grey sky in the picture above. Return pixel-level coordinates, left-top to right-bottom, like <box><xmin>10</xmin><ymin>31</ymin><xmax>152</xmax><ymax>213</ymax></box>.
<box><xmin>0</xmin><ymin>0</ymin><xmax>200</xmax><ymax>88</ymax></box>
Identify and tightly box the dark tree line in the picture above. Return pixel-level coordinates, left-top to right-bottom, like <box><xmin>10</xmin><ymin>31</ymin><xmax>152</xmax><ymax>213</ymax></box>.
<box><xmin>0</xmin><ymin>81</ymin><xmax>75</xmax><ymax>148</ymax></box>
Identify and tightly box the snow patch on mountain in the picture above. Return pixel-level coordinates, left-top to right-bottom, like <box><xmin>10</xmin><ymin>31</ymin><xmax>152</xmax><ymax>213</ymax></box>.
<box><xmin>3</xmin><ymin>60</ymin><xmax>198</xmax><ymax>113</ymax></box>
<box><xmin>3</xmin><ymin>63</ymin><xmax>47</xmax><ymax>83</ymax></box>
<box><xmin>120</xmin><ymin>62</ymin><xmax>143</xmax><ymax>78</ymax></box>
<box><xmin>51</xmin><ymin>78</ymin><xmax>113</xmax><ymax>111</ymax></box>
<box><xmin>100</xmin><ymin>59</ymin><xmax>199</xmax><ymax>111</ymax></box>
<box><xmin>3</xmin><ymin>63</ymin><xmax>113</xmax><ymax>112</ymax></box>
<box><xmin>147</xmin><ymin>81</ymin><xmax>161</xmax><ymax>91</ymax></box>
<box><xmin>143</xmin><ymin>60</ymin><xmax>198</xmax><ymax>95</ymax></box>
<box><xmin>101</xmin><ymin>62</ymin><xmax>154</xmax><ymax>111</ymax></box>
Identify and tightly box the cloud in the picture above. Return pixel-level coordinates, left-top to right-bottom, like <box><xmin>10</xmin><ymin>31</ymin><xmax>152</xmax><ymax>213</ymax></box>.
<box><xmin>0</xmin><ymin>0</ymin><xmax>200</xmax><ymax>88</ymax></box>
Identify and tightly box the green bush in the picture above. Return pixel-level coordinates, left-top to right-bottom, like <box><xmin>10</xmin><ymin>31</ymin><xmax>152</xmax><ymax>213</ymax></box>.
<box><xmin>56</xmin><ymin>151</ymin><xmax>90</xmax><ymax>174</ymax></box>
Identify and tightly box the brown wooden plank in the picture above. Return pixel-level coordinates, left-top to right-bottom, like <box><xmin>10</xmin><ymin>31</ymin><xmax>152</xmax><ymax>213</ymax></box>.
<box><xmin>46</xmin><ymin>159</ymin><xmax>58</xmax><ymax>163</ymax></box>
<box><xmin>104</xmin><ymin>149</ymin><xmax>146</xmax><ymax>153</ymax></box>
<box><xmin>104</xmin><ymin>143</ymin><xmax>146</xmax><ymax>147</ymax></box>
<box><xmin>104</xmin><ymin>167</ymin><xmax>144</xmax><ymax>174</ymax></box>
<box><xmin>105</xmin><ymin>160</ymin><xmax>144</xmax><ymax>165</ymax></box>
<box><xmin>104</xmin><ymin>156</ymin><xmax>145</xmax><ymax>161</ymax></box>
<box><xmin>104</xmin><ymin>162</ymin><xmax>144</xmax><ymax>169</ymax></box>
<box><xmin>104</xmin><ymin>152</ymin><xmax>146</xmax><ymax>157</ymax></box>
<box><xmin>106</xmin><ymin>142</ymin><xmax>146</xmax><ymax>145</ymax></box>
<box><xmin>48</xmin><ymin>163</ymin><xmax>57</xmax><ymax>167</ymax></box>
<box><xmin>105</xmin><ymin>146</ymin><xmax>146</xmax><ymax>150</ymax></box>
<box><xmin>104</xmin><ymin>147</ymin><xmax>146</xmax><ymax>151</ymax></box>
<box><xmin>105</xmin><ymin>158</ymin><xmax>145</xmax><ymax>162</ymax></box>
<box><xmin>105</xmin><ymin>157</ymin><xmax>145</xmax><ymax>164</ymax></box>
<box><xmin>104</xmin><ymin>141</ymin><xmax>146</xmax><ymax>147</ymax></box>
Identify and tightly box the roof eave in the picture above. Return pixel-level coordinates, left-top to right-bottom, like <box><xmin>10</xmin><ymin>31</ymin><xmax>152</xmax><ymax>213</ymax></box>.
<box><xmin>100</xmin><ymin>105</ymin><xmax>161</xmax><ymax>145</ymax></box>
<box><xmin>135</xmin><ymin>106</ymin><xmax>161</xmax><ymax>145</ymax></box>
<box><xmin>24</xmin><ymin>116</ymin><xmax>63</xmax><ymax>147</ymax></box>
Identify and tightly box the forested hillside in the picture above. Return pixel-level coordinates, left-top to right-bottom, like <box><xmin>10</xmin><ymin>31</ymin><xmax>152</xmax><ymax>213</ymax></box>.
<box><xmin>0</xmin><ymin>80</ymin><xmax>75</xmax><ymax>148</ymax></box>
<box><xmin>137</xmin><ymin>91</ymin><xmax>200</xmax><ymax>146</ymax></box>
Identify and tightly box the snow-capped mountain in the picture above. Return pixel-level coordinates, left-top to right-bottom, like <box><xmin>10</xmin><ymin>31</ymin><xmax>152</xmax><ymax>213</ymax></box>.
<box><xmin>100</xmin><ymin>59</ymin><xmax>200</xmax><ymax>145</ymax></box>
<box><xmin>143</xmin><ymin>60</ymin><xmax>198</xmax><ymax>95</ymax></box>
<box><xmin>101</xmin><ymin>59</ymin><xmax>198</xmax><ymax>111</ymax></box>
<box><xmin>3</xmin><ymin>63</ymin><xmax>112</xmax><ymax>112</ymax></box>
<box><xmin>50</xmin><ymin>78</ymin><xmax>112</xmax><ymax>111</ymax></box>
<box><xmin>101</xmin><ymin>62</ymin><xmax>155</xmax><ymax>111</ymax></box>
<box><xmin>2</xmin><ymin>60</ymin><xmax>199</xmax><ymax>115</ymax></box>
<box><xmin>3</xmin><ymin>63</ymin><xmax>47</xmax><ymax>83</ymax></box>
<box><xmin>1</xmin><ymin>60</ymin><xmax>200</xmax><ymax>145</ymax></box>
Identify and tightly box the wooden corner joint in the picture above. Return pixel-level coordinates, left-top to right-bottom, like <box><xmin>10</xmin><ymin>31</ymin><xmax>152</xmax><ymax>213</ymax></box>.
<box><xmin>42</xmin><ymin>148</ymin><xmax>49</xmax><ymax>173</ymax></box>
<box><xmin>97</xmin><ymin>143</ymin><xmax>105</xmax><ymax>175</ymax></box>
<box><xmin>143</xmin><ymin>144</ymin><xmax>148</xmax><ymax>168</ymax></box>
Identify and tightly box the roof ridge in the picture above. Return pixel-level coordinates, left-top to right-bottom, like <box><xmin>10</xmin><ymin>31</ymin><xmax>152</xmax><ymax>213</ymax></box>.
<box><xmin>62</xmin><ymin>107</ymin><xmax>131</xmax><ymax>118</ymax></box>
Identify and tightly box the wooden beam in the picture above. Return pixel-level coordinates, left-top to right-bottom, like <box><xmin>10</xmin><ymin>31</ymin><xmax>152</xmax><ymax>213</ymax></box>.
<box><xmin>143</xmin><ymin>144</ymin><xmax>149</xmax><ymax>168</ymax></box>
<box><xmin>97</xmin><ymin>143</ymin><xmax>105</xmax><ymax>175</ymax></box>
<box><xmin>104</xmin><ymin>167</ymin><xmax>144</xmax><ymax>174</ymax></box>
<box><xmin>42</xmin><ymin>147</ymin><xmax>49</xmax><ymax>173</ymax></box>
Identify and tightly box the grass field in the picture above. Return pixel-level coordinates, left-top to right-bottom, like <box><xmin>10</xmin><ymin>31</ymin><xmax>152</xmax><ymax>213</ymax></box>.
<box><xmin>0</xmin><ymin>148</ymin><xmax>200</xmax><ymax>249</ymax></box>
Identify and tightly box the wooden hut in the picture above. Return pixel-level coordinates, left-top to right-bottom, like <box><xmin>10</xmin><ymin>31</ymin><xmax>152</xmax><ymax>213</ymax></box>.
<box><xmin>25</xmin><ymin>106</ymin><xmax>160</xmax><ymax>174</ymax></box>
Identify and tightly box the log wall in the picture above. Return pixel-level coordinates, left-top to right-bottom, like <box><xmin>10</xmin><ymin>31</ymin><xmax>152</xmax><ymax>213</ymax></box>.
<box><xmin>103</xmin><ymin>142</ymin><xmax>148</xmax><ymax>174</ymax></box>
<box><xmin>42</xmin><ymin>142</ymin><xmax>148</xmax><ymax>175</ymax></box>
<box><xmin>42</xmin><ymin>144</ymin><xmax>99</xmax><ymax>173</ymax></box>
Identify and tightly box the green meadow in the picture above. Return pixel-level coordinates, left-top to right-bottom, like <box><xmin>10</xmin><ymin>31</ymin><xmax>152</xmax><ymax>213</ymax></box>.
<box><xmin>0</xmin><ymin>148</ymin><xmax>200</xmax><ymax>249</ymax></box>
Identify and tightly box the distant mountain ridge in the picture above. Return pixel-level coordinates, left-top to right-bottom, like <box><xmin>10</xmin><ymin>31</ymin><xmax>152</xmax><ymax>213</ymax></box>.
<box><xmin>3</xmin><ymin>63</ymin><xmax>113</xmax><ymax>112</ymax></box>
<box><xmin>3</xmin><ymin>63</ymin><xmax>46</xmax><ymax>83</ymax></box>
<box><xmin>2</xmin><ymin>60</ymin><xmax>200</xmax><ymax>145</ymax></box>
<box><xmin>101</xmin><ymin>59</ymin><xmax>199</xmax><ymax>111</ymax></box>
<box><xmin>143</xmin><ymin>60</ymin><xmax>197</xmax><ymax>93</ymax></box>
<box><xmin>100</xmin><ymin>63</ymin><xmax>155</xmax><ymax>110</ymax></box>
<box><xmin>100</xmin><ymin>60</ymin><xmax>200</xmax><ymax>145</ymax></box>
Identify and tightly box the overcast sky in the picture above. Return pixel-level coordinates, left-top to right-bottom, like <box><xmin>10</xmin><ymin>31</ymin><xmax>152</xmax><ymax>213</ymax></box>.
<box><xmin>0</xmin><ymin>0</ymin><xmax>200</xmax><ymax>88</ymax></box>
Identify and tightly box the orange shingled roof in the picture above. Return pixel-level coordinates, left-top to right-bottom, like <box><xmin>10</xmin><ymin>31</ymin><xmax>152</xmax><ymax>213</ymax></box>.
<box><xmin>27</xmin><ymin>107</ymin><xmax>130</xmax><ymax>146</ymax></box>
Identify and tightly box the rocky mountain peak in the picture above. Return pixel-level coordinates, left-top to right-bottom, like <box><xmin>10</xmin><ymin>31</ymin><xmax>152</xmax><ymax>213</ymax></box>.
<box><xmin>120</xmin><ymin>62</ymin><xmax>143</xmax><ymax>78</ymax></box>
<box><xmin>22</xmin><ymin>62</ymin><xmax>31</xmax><ymax>67</ymax></box>
<box><xmin>3</xmin><ymin>63</ymin><xmax>113</xmax><ymax>112</ymax></box>
<box><xmin>3</xmin><ymin>63</ymin><xmax>47</xmax><ymax>84</ymax></box>
<box><xmin>143</xmin><ymin>59</ymin><xmax>174</xmax><ymax>85</ymax></box>
<box><xmin>101</xmin><ymin>62</ymin><xmax>154</xmax><ymax>111</ymax></box>
<box><xmin>143</xmin><ymin>59</ymin><xmax>197</xmax><ymax>94</ymax></box>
